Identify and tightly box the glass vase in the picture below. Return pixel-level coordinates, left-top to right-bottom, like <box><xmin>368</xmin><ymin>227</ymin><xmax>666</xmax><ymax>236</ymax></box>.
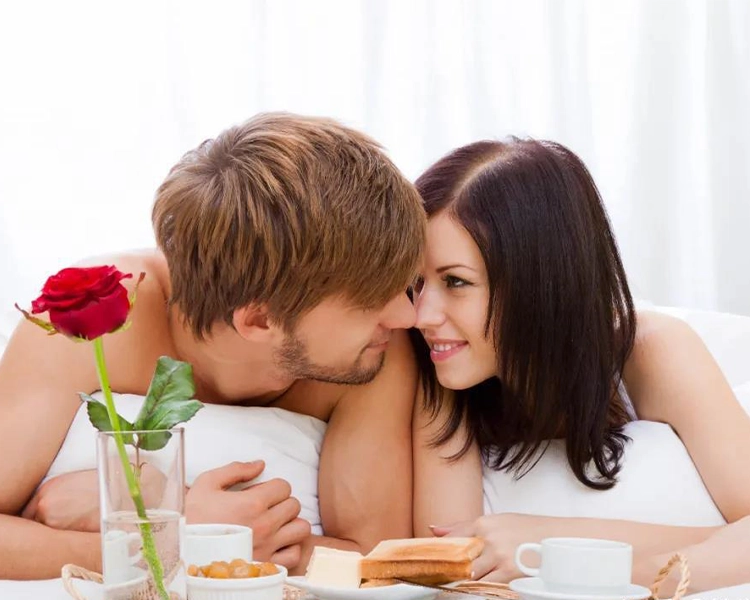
<box><xmin>97</xmin><ymin>428</ymin><xmax>186</xmax><ymax>600</ymax></box>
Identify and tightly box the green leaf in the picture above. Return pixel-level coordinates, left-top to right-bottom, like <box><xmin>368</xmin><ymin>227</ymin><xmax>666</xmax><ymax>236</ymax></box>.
<box><xmin>132</xmin><ymin>356</ymin><xmax>204</xmax><ymax>451</ymax></box>
<box><xmin>15</xmin><ymin>304</ymin><xmax>58</xmax><ymax>335</ymax></box>
<box><xmin>140</xmin><ymin>398</ymin><xmax>204</xmax><ymax>431</ymax></box>
<box><xmin>136</xmin><ymin>430</ymin><xmax>173</xmax><ymax>452</ymax></box>
<box><xmin>136</xmin><ymin>399</ymin><xmax>203</xmax><ymax>451</ymax></box>
<box><xmin>134</xmin><ymin>356</ymin><xmax>197</xmax><ymax>430</ymax></box>
<box><xmin>79</xmin><ymin>393</ymin><xmax>135</xmax><ymax>446</ymax></box>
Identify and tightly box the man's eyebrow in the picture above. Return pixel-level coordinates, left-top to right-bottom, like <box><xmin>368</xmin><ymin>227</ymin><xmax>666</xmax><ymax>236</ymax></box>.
<box><xmin>436</xmin><ymin>264</ymin><xmax>478</xmax><ymax>274</ymax></box>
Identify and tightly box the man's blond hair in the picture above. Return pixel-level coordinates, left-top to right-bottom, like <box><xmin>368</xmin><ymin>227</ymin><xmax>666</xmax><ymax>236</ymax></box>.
<box><xmin>152</xmin><ymin>112</ymin><xmax>425</xmax><ymax>338</ymax></box>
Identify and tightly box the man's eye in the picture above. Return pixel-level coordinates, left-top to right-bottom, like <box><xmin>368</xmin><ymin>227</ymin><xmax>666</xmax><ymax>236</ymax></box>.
<box><xmin>444</xmin><ymin>275</ymin><xmax>469</xmax><ymax>288</ymax></box>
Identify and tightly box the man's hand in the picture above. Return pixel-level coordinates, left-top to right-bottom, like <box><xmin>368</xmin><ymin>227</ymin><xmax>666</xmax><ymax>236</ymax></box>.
<box><xmin>22</xmin><ymin>470</ymin><xmax>101</xmax><ymax>532</ymax></box>
<box><xmin>22</xmin><ymin>464</ymin><xmax>168</xmax><ymax>533</ymax></box>
<box><xmin>186</xmin><ymin>460</ymin><xmax>311</xmax><ymax>569</ymax></box>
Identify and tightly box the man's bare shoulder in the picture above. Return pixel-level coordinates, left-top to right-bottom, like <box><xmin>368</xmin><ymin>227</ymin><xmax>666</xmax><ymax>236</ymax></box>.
<box><xmin>273</xmin><ymin>379</ymin><xmax>340</xmax><ymax>422</ymax></box>
<box><xmin>74</xmin><ymin>248</ymin><xmax>169</xmax><ymax>311</ymax></box>
<box><xmin>75</xmin><ymin>248</ymin><xmax>168</xmax><ymax>291</ymax></box>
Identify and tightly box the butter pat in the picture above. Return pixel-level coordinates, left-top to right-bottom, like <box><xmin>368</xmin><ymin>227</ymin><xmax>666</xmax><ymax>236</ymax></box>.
<box><xmin>306</xmin><ymin>546</ymin><xmax>363</xmax><ymax>589</ymax></box>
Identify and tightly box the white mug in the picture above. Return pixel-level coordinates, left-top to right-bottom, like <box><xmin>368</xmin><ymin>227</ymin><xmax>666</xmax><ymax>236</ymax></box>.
<box><xmin>102</xmin><ymin>530</ymin><xmax>144</xmax><ymax>584</ymax></box>
<box><xmin>515</xmin><ymin>537</ymin><xmax>632</xmax><ymax>593</ymax></box>
<box><xmin>185</xmin><ymin>524</ymin><xmax>253</xmax><ymax>566</ymax></box>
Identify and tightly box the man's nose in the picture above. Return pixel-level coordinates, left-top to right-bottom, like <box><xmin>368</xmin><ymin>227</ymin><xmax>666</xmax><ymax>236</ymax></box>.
<box><xmin>381</xmin><ymin>292</ymin><xmax>417</xmax><ymax>330</ymax></box>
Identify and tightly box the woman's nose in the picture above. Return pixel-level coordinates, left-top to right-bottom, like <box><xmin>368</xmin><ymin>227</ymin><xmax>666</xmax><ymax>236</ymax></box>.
<box><xmin>414</xmin><ymin>287</ymin><xmax>445</xmax><ymax>330</ymax></box>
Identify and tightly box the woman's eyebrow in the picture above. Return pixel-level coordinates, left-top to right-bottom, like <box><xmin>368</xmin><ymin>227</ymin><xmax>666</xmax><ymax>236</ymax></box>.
<box><xmin>436</xmin><ymin>264</ymin><xmax>478</xmax><ymax>273</ymax></box>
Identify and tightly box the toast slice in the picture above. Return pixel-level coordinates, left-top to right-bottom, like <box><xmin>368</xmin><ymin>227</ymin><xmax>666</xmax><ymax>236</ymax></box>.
<box><xmin>359</xmin><ymin>579</ymin><xmax>399</xmax><ymax>588</ymax></box>
<box><xmin>360</xmin><ymin>537</ymin><xmax>484</xmax><ymax>585</ymax></box>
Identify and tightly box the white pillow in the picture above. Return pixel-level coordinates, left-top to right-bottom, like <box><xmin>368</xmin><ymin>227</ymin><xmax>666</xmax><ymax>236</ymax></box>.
<box><xmin>47</xmin><ymin>393</ymin><xmax>327</xmax><ymax>534</ymax></box>
<box><xmin>482</xmin><ymin>419</ymin><xmax>727</xmax><ymax>526</ymax></box>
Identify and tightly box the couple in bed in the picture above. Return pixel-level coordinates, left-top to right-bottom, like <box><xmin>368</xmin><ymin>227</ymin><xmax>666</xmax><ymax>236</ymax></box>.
<box><xmin>1</xmin><ymin>113</ymin><xmax>748</xmax><ymax>594</ymax></box>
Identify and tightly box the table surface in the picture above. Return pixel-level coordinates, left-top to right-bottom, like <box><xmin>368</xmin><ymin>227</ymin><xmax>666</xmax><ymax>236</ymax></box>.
<box><xmin>2</xmin><ymin>578</ymin><xmax>749</xmax><ymax>600</ymax></box>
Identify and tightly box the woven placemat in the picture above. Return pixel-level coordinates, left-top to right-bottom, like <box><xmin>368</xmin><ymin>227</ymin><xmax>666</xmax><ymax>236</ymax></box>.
<box><xmin>62</xmin><ymin>552</ymin><xmax>690</xmax><ymax>600</ymax></box>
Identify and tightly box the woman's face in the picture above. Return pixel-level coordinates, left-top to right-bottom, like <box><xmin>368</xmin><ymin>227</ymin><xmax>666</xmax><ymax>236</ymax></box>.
<box><xmin>414</xmin><ymin>212</ymin><xmax>497</xmax><ymax>390</ymax></box>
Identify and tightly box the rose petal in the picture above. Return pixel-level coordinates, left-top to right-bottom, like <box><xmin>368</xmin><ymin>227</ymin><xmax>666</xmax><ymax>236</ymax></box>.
<box><xmin>47</xmin><ymin>284</ymin><xmax>132</xmax><ymax>340</ymax></box>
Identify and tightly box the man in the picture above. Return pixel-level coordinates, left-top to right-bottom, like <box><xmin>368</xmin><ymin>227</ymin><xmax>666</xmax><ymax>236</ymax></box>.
<box><xmin>0</xmin><ymin>113</ymin><xmax>424</xmax><ymax>578</ymax></box>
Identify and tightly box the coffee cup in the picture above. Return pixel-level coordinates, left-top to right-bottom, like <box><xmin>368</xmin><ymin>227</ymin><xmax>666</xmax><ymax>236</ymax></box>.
<box><xmin>515</xmin><ymin>537</ymin><xmax>632</xmax><ymax>593</ymax></box>
<box><xmin>102</xmin><ymin>530</ymin><xmax>144</xmax><ymax>584</ymax></box>
<box><xmin>185</xmin><ymin>524</ymin><xmax>253</xmax><ymax>566</ymax></box>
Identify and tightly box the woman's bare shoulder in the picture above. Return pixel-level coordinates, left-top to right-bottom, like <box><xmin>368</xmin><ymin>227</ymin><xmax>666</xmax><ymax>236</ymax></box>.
<box><xmin>626</xmin><ymin>309</ymin><xmax>720</xmax><ymax>421</ymax></box>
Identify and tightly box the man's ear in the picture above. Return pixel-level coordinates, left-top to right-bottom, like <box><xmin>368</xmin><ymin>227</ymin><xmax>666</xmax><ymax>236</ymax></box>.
<box><xmin>232</xmin><ymin>304</ymin><xmax>279</xmax><ymax>341</ymax></box>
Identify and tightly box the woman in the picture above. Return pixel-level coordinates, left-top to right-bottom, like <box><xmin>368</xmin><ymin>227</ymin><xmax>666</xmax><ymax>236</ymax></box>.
<box><xmin>410</xmin><ymin>138</ymin><xmax>750</xmax><ymax>588</ymax></box>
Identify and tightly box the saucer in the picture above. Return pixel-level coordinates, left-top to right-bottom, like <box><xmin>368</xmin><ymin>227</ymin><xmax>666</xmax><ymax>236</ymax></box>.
<box><xmin>509</xmin><ymin>577</ymin><xmax>652</xmax><ymax>600</ymax></box>
<box><xmin>286</xmin><ymin>576</ymin><xmax>439</xmax><ymax>600</ymax></box>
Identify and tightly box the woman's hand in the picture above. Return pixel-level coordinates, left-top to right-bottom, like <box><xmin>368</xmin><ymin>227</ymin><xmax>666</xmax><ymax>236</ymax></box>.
<box><xmin>434</xmin><ymin>513</ymin><xmax>544</xmax><ymax>582</ymax></box>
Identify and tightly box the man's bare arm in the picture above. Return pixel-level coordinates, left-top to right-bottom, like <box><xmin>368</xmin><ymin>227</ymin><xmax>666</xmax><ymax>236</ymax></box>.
<box><xmin>0</xmin><ymin>515</ymin><xmax>101</xmax><ymax>579</ymax></box>
<box><xmin>317</xmin><ymin>329</ymin><xmax>417</xmax><ymax>554</ymax></box>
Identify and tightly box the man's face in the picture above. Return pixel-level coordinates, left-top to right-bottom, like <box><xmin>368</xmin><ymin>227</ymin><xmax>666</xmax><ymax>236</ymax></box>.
<box><xmin>274</xmin><ymin>292</ymin><xmax>416</xmax><ymax>385</ymax></box>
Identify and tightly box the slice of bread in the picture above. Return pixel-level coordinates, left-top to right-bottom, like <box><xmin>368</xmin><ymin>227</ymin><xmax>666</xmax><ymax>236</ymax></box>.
<box><xmin>360</xmin><ymin>537</ymin><xmax>484</xmax><ymax>585</ymax></box>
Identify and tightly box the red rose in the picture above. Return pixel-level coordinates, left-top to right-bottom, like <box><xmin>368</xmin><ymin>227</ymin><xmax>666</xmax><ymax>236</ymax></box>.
<box><xmin>29</xmin><ymin>266</ymin><xmax>134</xmax><ymax>340</ymax></box>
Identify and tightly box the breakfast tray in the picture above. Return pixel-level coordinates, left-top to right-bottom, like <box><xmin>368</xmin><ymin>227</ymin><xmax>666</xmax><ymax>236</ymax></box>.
<box><xmin>62</xmin><ymin>553</ymin><xmax>690</xmax><ymax>600</ymax></box>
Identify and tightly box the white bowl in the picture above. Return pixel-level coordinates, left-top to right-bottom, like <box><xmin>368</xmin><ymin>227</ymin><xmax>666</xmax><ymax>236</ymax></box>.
<box><xmin>187</xmin><ymin>564</ymin><xmax>287</xmax><ymax>600</ymax></box>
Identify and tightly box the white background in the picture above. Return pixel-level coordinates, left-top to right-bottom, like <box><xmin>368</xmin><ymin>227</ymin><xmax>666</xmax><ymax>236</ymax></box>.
<box><xmin>1</xmin><ymin>0</ymin><xmax>749</xmax><ymax>318</ymax></box>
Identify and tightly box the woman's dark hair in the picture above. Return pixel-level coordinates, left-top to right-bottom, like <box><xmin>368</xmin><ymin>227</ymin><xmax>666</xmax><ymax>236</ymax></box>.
<box><xmin>411</xmin><ymin>138</ymin><xmax>636</xmax><ymax>490</ymax></box>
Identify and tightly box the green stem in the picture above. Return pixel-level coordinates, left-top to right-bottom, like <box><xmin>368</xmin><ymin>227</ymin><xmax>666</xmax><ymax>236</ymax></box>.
<box><xmin>94</xmin><ymin>338</ymin><xmax>170</xmax><ymax>600</ymax></box>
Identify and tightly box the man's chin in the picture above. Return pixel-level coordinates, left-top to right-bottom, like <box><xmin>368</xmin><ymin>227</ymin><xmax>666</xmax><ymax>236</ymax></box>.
<box><xmin>308</xmin><ymin>354</ymin><xmax>385</xmax><ymax>386</ymax></box>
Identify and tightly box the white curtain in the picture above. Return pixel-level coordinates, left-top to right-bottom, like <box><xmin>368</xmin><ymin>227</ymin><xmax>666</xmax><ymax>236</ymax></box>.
<box><xmin>1</xmin><ymin>0</ymin><xmax>749</xmax><ymax>321</ymax></box>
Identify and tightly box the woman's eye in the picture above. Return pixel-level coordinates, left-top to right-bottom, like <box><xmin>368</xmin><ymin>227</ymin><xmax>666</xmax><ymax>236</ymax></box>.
<box><xmin>444</xmin><ymin>275</ymin><xmax>470</xmax><ymax>288</ymax></box>
<box><xmin>411</xmin><ymin>276</ymin><xmax>425</xmax><ymax>294</ymax></box>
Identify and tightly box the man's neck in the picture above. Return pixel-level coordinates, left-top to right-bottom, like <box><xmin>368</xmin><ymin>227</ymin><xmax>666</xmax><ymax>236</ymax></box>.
<box><xmin>167</xmin><ymin>308</ymin><xmax>294</xmax><ymax>406</ymax></box>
